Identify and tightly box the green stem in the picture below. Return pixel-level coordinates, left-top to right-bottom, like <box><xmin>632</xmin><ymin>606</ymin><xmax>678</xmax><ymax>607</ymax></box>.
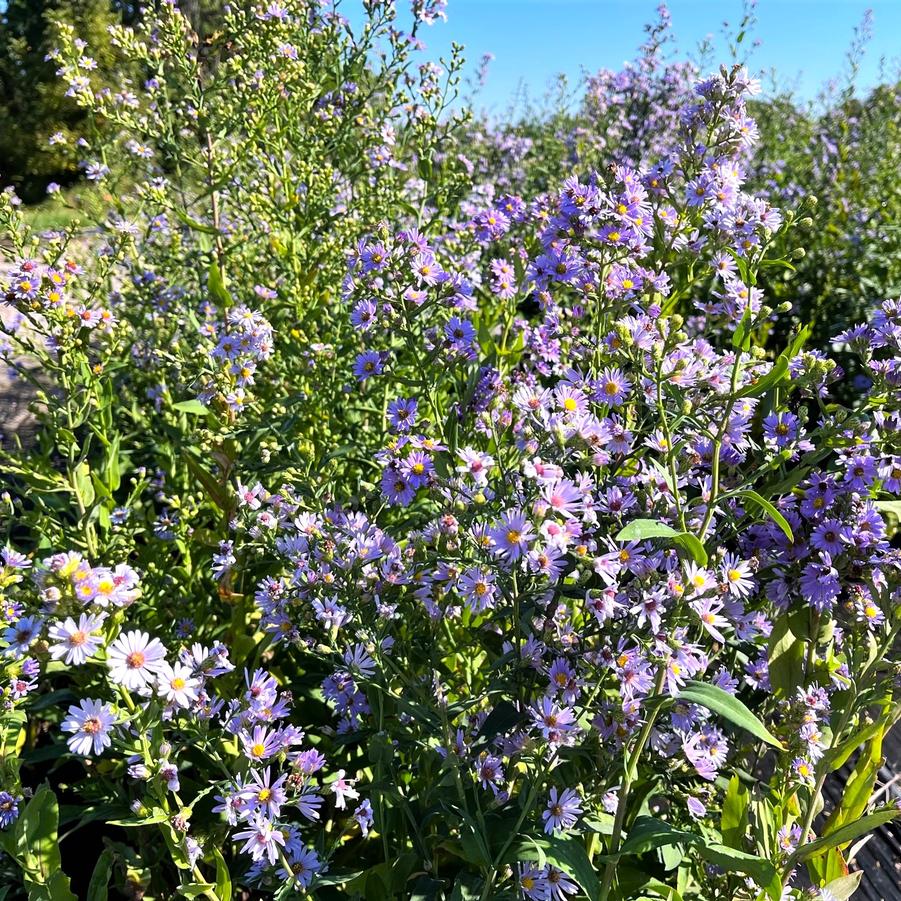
<box><xmin>599</xmin><ymin>665</ymin><xmax>667</xmax><ymax>901</ymax></box>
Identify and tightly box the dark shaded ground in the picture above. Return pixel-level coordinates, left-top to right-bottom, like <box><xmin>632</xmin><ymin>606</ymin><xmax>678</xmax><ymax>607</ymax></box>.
<box><xmin>0</xmin><ymin>368</ymin><xmax>39</xmax><ymax>449</ymax></box>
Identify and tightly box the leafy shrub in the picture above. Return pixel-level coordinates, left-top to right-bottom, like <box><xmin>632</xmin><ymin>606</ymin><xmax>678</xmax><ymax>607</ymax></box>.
<box><xmin>0</xmin><ymin>3</ymin><xmax>899</xmax><ymax>901</ymax></box>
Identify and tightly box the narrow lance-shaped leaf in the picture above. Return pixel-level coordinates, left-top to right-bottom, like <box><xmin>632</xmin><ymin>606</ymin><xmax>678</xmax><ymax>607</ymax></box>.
<box><xmin>697</xmin><ymin>843</ymin><xmax>780</xmax><ymax>900</ymax></box>
<box><xmin>619</xmin><ymin>816</ymin><xmax>700</xmax><ymax>856</ymax></box>
<box><xmin>795</xmin><ymin>809</ymin><xmax>901</xmax><ymax>863</ymax></box>
<box><xmin>616</xmin><ymin>520</ymin><xmax>678</xmax><ymax>541</ymax></box>
<box><xmin>677</xmin><ymin>681</ymin><xmax>784</xmax><ymax>749</ymax></box>
<box><xmin>739</xmin><ymin>490</ymin><xmax>793</xmax><ymax>541</ymax></box>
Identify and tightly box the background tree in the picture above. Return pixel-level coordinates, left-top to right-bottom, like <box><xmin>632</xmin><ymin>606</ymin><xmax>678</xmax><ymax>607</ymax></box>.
<box><xmin>0</xmin><ymin>0</ymin><xmax>122</xmax><ymax>202</ymax></box>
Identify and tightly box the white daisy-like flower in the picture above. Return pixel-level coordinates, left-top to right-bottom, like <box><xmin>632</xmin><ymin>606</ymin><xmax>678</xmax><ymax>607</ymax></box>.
<box><xmin>155</xmin><ymin>662</ymin><xmax>200</xmax><ymax>708</ymax></box>
<box><xmin>107</xmin><ymin>630</ymin><xmax>167</xmax><ymax>692</ymax></box>
<box><xmin>48</xmin><ymin>612</ymin><xmax>106</xmax><ymax>666</ymax></box>
<box><xmin>62</xmin><ymin>698</ymin><xmax>116</xmax><ymax>756</ymax></box>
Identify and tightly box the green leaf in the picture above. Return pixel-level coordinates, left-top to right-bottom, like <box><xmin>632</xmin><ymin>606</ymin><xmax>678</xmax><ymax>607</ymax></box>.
<box><xmin>513</xmin><ymin>834</ymin><xmax>600</xmax><ymax>901</ymax></box>
<box><xmin>619</xmin><ymin>816</ymin><xmax>700</xmax><ymax>855</ymax></box>
<box><xmin>86</xmin><ymin>849</ymin><xmax>115</xmax><ymax>901</ymax></box>
<box><xmin>449</xmin><ymin>873</ymin><xmax>482</xmax><ymax>900</ymax></box>
<box><xmin>0</xmin><ymin>709</ymin><xmax>26</xmax><ymax>759</ymax></box>
<box><xmin>212</xmin><ymin>847</ymin><xmax>231</xmax><ymax>901</ymax></box>
<box><xmin>767</xmin><ymin>612</ymin><xmax>806</xmax><ymax>699</ymax></box>
<box><xmin>184</xmin><ymin>452</ymin><xmax>228</xmax><ymax>512</ymax></box>
<box><xmin>14</xmin><ymin>786</ymin><xmax>76</xmax><ymax>900</ymax></box>
<box><xmin>677</xmin><ymin>681</ymin><xmax>784</xmax><ymax>749</ymax></box>
<box><xmin>173</xmin><ymin>209</ymin><xmax>221</xmax><ymax>235</ymax></box>
<box><xmin>106</xmin><ymin>808</ymin><xmax>169</xmax><ymax>827</ymax></box>
<box><xmin>207</xmin><ymin>259</ymin><xmax>232</xmax><ymax>307</ymax></box>
<box><xmin>735</xmin><ymin>325</ymin><xmax>809</xmax><ymax>400</ymax></box>
<box><xmin>739</xmin><ymin>490</ymin><xmax>793</xmax><ymax>541</ymax></box>
<box><xmin>172</xmin><ymin>399</ymin><xmax>210</xmax><ymax>415</ymax></box>
<box><xmin>721</xmin><ymin>775</ymin><xmax>750</xmax><ymax>850</ymax></box>
<box><xmin>826</xmin><ymin>719</ymin><xmax>885</xmax><ymax>772</ymax></box>
<box><xmin>616</xmin><ymin>520</ymin><xmax>678</xmax><ymax>541</ymax></box>
<box><xmin>735</xmin><ymin>355</ymin><xmax>788</xmax><ymax>399</ymax></box>
<box><xmin>672</xmin><ymin>532</ymin><xmax>708</xmax><ymax>566</ymax></box>
<box><xmin>875</xmin><ymin>499</ymin><xmax>901</xmax><ymax>518</ymax></box>
<box><xmin>820</xmin><ymin>872</ymin><xmax>863</xmax><ymax>900</ymax></box>
<box><xmin>760</xmin><ymin>258</ymin><xmax>796</xmax><ymax>273</ymax></box>
<box><xmin>822</xmin><ymin>728</ymin><xmax>884</xmax><ymax>838</ymax></box>
<box><xmin>732</xmin><ymin>308</ymin><xmax>753</xmax><ymax>352</ymax></box>
<box><xmin>795</xmin><ymin>809</ymin><xmax>901</xmax><ymax>862</ymax></box>
<box><xmin>178</xmin><ymin>884</ymin><xmax>216</xmax><ymax>899</ymax></box>
<box><xmin>105</xmin><ymin>433</ymin><xmax>121</xmax><ymax>493</ymax></box>
<box><xmin>475</xmin><ymin>701</ymin><xmax>523</xmax><ymax>746</ymax></box>
<box><xmin>72</xmin><ymin>461</ymin><xmax>95</xmax><ymax>508</ymax></box>
<box><xmin>696</xmin><ymin>843</ymin><xmax>779</xmax><ymax>896</ymax></box>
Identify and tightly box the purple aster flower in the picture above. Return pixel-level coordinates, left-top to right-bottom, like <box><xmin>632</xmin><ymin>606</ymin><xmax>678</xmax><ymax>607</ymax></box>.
<box><xmin>387</xmin><ymin>397</ymin><xmax>418</xmax><ymax>433</ymax></box>
<box><xmin>353</xmin><ymin>799</ymin><xmax>374</xmax><ymax>836</ymax></box>
<box><xmin>444</xmin><ymin>317</ymin><xmax>476</xmax><ymax>353</ymax></box>
<box><xmin>62</xmin><ymin>698</ymin><xmax>117</xmax><ymax>756</ymax></box>
<box><xmin>686</xmin><ymin>796</ymin><xmax>707</xmax><ymax>819</ymax></box>
<box><xmin>800</xmin><ymin>554</ymin><xmax>841</xmax><ymax>611</ymax></box>
<box><xmin>380</xmin><ymin>467</ymin><xmax>416</xmax><ymax>507</ymax></box>
<box><xmin>0</xmin><ymin>792</ymin><xmax>20</xmax><ymax>829</ymax></box>
<box><xmin>234</xmin><ymin>814</ymin><xmax>286</xmax><ymax>864</ymax></box>
<box><xmin>2</xmin><ymin>615</ymin><xmax>43</xmax><ymax>657</ymax></box>
<box><xmin>458</xmin><ymin>568</ymin><xmax>497</xmax><ymax>613</ymax></box>
<box><xmin>475</xmin><ymin>754</ymin><xmax>505</xmax><ymax>794</ymax></box>
<box><xmin>240</xmin><ymin>767</ymin><xmax>288</xmax><ymax>819</ymax></box>
<box><xmin>545</xmin><ymin>865</ymin><xmax>578</xmax><ymax>900</ymax></box>
<box><xmin>810</xmin><ymin>519</ymin><xmax>849</xmax><ymax>556</ymax></box>
<box><xmin>596</xmin><ymin>368</ymin><xmax>631</xmax><ymax>406</ymax></box>
<box><xmin>490</xmin><ymin>509</ymin><xmax>535</xmax><ymax>561</ymax></box>
<box><xmin>843</xmin><ymin>452</ymin><xmax>876</xmax><ymax>492</ymax></box>
<box><xmin>762</xmin><ymin>411</ymin><xmax>799</xmax><ymax>448</ymax></box>
<box><xmin>353</xmin><ymin>350</ymin><xmax>385</xmax><ymax>381</ymax></box>
<box><xmin>279</xmin><ymin>845</ymin><xmax>322</xmax><ymax>888</ymax></box>
<box><xmin>331</xmin><ymin>769</ymin><xmax>360</xmax><ymax>809</ymax></box>
<box><xmin>542</xmin><ymin>787</ymin><xmax>582</xmax><ymax>834</ymax></box>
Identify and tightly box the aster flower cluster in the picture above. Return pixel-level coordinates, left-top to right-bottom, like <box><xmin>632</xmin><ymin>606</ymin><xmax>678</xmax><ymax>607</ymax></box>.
<box><xmin>1</xmin><ymin>258</ymin><xmax>117</xmax><ymax>340</ymax></box>
<box><xmin>0</xmin><ymin>547</ymin><xmax>358</xmax><ymax>891</ymax></box>
<box><xmin>195</xmin><ymin>54</ymin><xmax>901</xmax><ymax>900</ymax></box>
<box><xmin>344</xmin><ymin>226</ymin><xmax>479</xmax><ymax>384</ymax></box>
<box><xmin>198</xmin><ymin>304</ymin><xmax>274</xmax><ymax>417</ymax></box>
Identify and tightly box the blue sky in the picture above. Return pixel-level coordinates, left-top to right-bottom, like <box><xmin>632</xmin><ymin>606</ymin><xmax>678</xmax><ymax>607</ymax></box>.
<box><xmin>376</xmin><ymin>0</ymin><xmax>901</xmax><ymax>114</ymax></box>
